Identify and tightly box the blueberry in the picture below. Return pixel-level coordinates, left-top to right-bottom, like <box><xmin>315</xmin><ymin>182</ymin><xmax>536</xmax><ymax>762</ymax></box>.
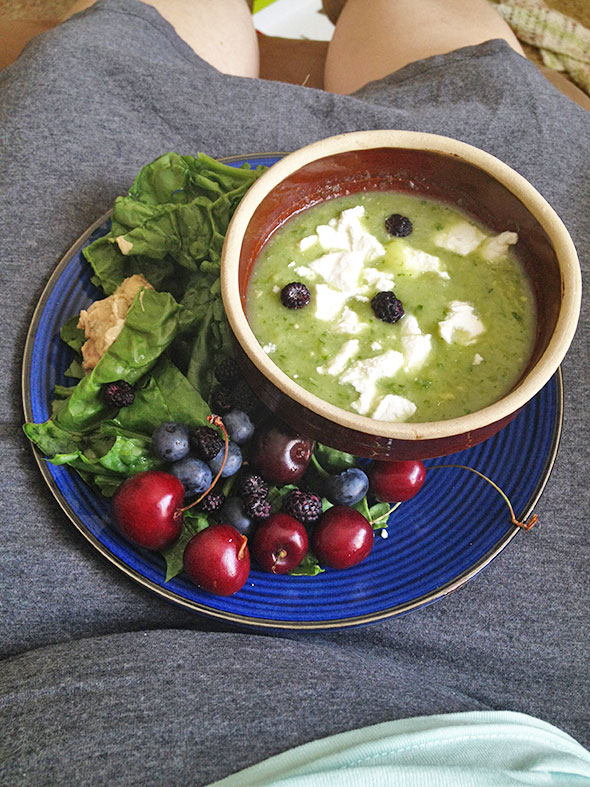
<box><xmin>151</xmin><ymin>422</ymin><xmax>190</xmax><ymax>462</ymax></box>
<box><xmin>170</xmin><ymin>456</ymin><xmax>213</xmax><ymax>496</ymax></box>
<box><xmin>324</xmin><ymin>467</ymin><xmax>369</xmax><ymax>506</ymax></box>
<box><xmin>208</xmin><ymin>441</ymin><xmax>243</xmax><ymax>477</ymax></box>
<box><xmin>223</xmin><ymin>409</ymin><xmax>255</xmax><ymax>445</ymax></box>
<box><xmin>219</xmin><ymin>496</ymin><xmax>255</xmax><ymax>537</ymax></box>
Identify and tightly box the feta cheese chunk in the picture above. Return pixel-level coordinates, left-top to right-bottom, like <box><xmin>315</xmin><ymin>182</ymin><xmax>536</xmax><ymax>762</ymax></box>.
<box><xmin>400</xmin><ymin>314</ymin><xmax>432</xmax><ymax>372</ymax></box>
<box><xmin>439</xmin><ymin>301</ymin><xmax>485</xmax><ymax>345</ymax></box>
<box><xmin>314</xmin><ymin>284</ymin><xmax>348</xmax><ymax>321</ymax></box>
<box><xmin>299</xmin><ymin>234</ymin><xmax>318</xmax><ymax>252</ymax></box>
<box><xmin>434</xmin><ymin>221</ymin><xmax>487</xmax><ymax>256</ymax></box>
<box><xmin>372</xmin><ymin>394</ymin><xmax>417</xmax><ymax>422</ymax></box>
<box><xmin>316</xmin><ymin>205</ymin><xmax>385</xmax><ymax>262</ymax></box>
<box><xmin>480</xmin><ymin>231</ymin><xmax>518</xmax><ymax>261</ymax></box>
<box><xmin>340</xmin><ymin>350</ymin><xmax>404</xmax><ymax>414</ymax></box>
<box><xmin>317</xmin><ymin>339</ymin><xmax>359</xmax><ymax>376</ymax></box>
<box><xmin>334</xmin><ymin>306</ymin><xmax>364</xmax><ymax>335</ymax></box>
<box><xmin>401</xmin><ymin>246</ymin><xmax>450</xmax><ymax>280</ymax></box>
<box><xmin>308</xmin><ymin>251</ymin><xmax>365</xmax><ymax>294</ymax></box>
<box><xmin>293</xmin><ymin>265</ymin><xmax>315</xmax><ymax>280</ymax></box>
<box><xmin>362</xmin><ymin>267</ymin><xmax>395</xmax><ymax>292</ymax></box>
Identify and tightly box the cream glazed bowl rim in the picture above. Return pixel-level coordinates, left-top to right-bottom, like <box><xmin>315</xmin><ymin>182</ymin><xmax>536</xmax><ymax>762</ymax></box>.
<box><xmin>221</xmin><ymin>130</ymin><xmax>581</xmax><ymax>441</ymax></box>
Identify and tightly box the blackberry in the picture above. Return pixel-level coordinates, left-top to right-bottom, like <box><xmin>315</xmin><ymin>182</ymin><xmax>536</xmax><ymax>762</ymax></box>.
<box><xmin>239</xmin><ymin>472</ymin><xmax>269</xmax><ymax>499</ymax></box>
<box><xmin>210</xmin><ymin>386</ymin><xmax>233</xmax><ymax>414</ymax></box>
<box><xmin>230</xmin><ymin>379</ymin><xmax>259</xmax><ymax>414</ymax></box>
<box><xmin>195</xmin><ymin>491</ymin><xmax>225</xmax><ymax>514</ymax></box>
<box><xmin>214</xmin><ymin>357</ymin><xmax>241</xmax><ymax>388</ymax></box>
<box><xmin>371</xmin><ymin>291</ymin><xmax>405</xmax><ymax>324</ymax></box>
<box><xmin>280</xmin><ymin>282</ymin><xmax>311</xmax><ymax>309</ymax></box>
<box><xmin>385</xmin><ymin>213</ymin><xmax>413</xmax><ymax>237</ymax></box>
<box><xmin>283</xmin><ymin>489</ymin><xmax>322</xmax><ymax>524</ymax></box>
<box><xmin>243</xmin><ymin>493</ymin><xmax>272</xmax><ymax>521</ymax></box>
<box><xmin>189</xmin><ymin>425</ymin><xmax>224</xmax><ymax>461</ymax></box>
<box><xmin>103</xmin><ymin>380</ymin><xmax>135</xmax><ymax>408</ymax></box>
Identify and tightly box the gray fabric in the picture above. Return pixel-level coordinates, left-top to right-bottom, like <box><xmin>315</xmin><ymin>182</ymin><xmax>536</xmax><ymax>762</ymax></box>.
<box><xmin>0</xmin><ymin>1</ymin><xmax>588</xmax><ymax>783</ymax></box>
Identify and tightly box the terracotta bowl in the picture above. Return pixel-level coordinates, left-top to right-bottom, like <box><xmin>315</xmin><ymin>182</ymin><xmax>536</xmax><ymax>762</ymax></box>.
<box><xmin>221</xmin><ymin>131</ymin><xmax>581</xmax><ymax>460</ymax></box>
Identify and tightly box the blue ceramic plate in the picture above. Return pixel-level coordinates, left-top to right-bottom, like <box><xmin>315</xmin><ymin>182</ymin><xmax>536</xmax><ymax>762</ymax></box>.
<box><xmin>22</xmin><ymin>154</ymin><xmax>562</xmax><ymax>630</ymax></box>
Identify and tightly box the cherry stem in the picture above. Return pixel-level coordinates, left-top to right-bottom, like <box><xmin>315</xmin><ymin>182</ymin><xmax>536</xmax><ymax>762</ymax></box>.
<box><xmin>179</xmin><ymin>414</ymin><xmax>229</xmax><ymax>514</ymax></box>
<box><xmin>429</xmin><ymin>463</ymin><xmax>538</xmax><ymax>531</ymax></box>
<box><xmin>272</xmin><ymin>548</ymin><xmax>287</xmax><ymax>574</ymax></box>
<box><xmin>237</xmin><ymin>534</ymin><xmax>248</xmax><ymax>561</ymax></box>
<box><xmin>370</xmin><ymin>501</ymin><xmax>402</xmax><ymax>526</ymax></box>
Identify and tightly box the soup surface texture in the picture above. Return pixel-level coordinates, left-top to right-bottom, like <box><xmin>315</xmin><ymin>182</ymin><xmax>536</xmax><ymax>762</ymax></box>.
<box><xmin>245</xmin><ymin>191</ymin><xmax>536</xmax><ymax>423</ymax></box>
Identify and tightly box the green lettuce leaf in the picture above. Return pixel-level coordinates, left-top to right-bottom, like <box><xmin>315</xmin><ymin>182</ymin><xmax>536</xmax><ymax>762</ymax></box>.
<box><xmin>24</xmin><ymin>287</ymin><xmax>181</xmax><ymax>455</ymax></box>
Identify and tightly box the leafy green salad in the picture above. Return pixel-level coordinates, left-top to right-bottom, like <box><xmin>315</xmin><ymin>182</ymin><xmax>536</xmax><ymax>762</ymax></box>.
<box><xmin>24</xmin><ymin>152</ymin><xmax>392</xmax><ymax>582</ymax></box>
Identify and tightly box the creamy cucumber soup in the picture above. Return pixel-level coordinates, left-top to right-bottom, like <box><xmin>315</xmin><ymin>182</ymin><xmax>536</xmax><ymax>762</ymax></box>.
<box><xmin>245</xmin><ymin>191</ymin><xmax>536</xmax><ymax>423</ymax></box>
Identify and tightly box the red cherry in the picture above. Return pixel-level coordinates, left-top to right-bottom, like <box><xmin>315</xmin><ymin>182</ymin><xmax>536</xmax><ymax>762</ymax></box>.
<box><xmin>183</xmin><ymin>524</ymin><xmax>250</xmax><ymax>595</ymax></box>
<box><xmin>368</xmin><ymin>459</ymin><xmax>426</xmax><ymax>502</ymax></box>
<box><xmin>312</xmin><ymin>506</ymin><xmax>373</xmax><ymax>569</ymax></box>
<box><xmin>112</xmin><ymin>470</ymin><xmax>184</xmax><ymax>550</ymax></box>
<box><xmin>251</xmin><ymin>513</ymin><xmax>309</xmax><ymax>574</ymax></box>
<box><xmin>250</xmin><ymin>423</ymin><xmax>313</xmax><ymax>484</ymax></box>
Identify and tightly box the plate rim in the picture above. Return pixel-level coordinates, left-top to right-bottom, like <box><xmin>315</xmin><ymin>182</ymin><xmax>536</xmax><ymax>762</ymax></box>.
<box><xmin>21</xmin><ymin>154</ymin><xmax>563</xmax><ymax>630</ymax></box>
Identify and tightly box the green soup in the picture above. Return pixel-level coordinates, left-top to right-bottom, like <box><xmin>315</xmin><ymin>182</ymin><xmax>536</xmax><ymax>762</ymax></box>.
<box><xmin>245</xmin><ymin>191</ymin><xmax>536</xmax><ymax>423</ymax></box>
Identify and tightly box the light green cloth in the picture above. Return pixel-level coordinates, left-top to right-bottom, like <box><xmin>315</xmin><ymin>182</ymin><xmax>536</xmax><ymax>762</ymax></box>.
<box><xmin>210</xmin><ymin>711</ymin><xmax>590</xmax><ymax>786</ymax></box>
<box><xmin>494</xmin><ymin>0</ymin><xmax>590</xmax><ymax>94</ymax></box>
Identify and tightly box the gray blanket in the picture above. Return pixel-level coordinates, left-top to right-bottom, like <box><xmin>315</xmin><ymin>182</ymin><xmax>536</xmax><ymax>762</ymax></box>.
<box><xmin>1</xmin><ymin>2</ymin><xmax>588</xmax><ymax>783</ymax></box>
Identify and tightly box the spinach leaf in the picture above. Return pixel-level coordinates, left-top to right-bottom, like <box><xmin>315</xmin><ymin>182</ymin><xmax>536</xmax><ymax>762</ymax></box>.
<box><xmin>84</xmin><ymin>236</ymin><xmax>176</xmax><ymax>295</ymax></box>
<box><xmin>161</xmin><ymin>509</ymin><xmax>210</xmax><ymax>582</ymax></box>
<box><xmin>289</xmin><ymin>551</ymin><xmax>325</xmax><ymax>577</ymax></box>
<box><xmin>113</xmin><ymin>357</ymin><xmax>210</xmax><ymax>435</ymax></box>
<box><xmin>24</xmin><ymin>287</ymin><xmax>181</xmax><ymax>455</ymax></box>
<box><xmin>313</xmin><ymin>443</ymin><xmax>357</xmax><ymax>474</ymax></box>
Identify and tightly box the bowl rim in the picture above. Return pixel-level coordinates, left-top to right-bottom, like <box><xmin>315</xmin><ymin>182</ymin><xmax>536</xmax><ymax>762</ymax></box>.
<box><xmin>221</xmin><ymin>130</ymin><xmax>581</xmax><ymax>441</ymax></box>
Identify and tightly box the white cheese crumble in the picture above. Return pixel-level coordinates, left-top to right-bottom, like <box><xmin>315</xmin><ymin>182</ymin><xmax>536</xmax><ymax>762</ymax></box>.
<box><xmin>315</xmin><ymin>205</ymin><xmax>385</xmax><ymax>262</ymax></box>
<box><xmin>308</xmin><ymin>250</ymin><xmax>365</xmax><ymax>294</ymax></box>
<box><xmin>434</xmin><ymin>221</ymin><xmax>487</xmax><ymax>256</ymax></box>
<box><xmin>293</xmin><ymin>265</ymin><xmax>315</xmax><ymax>280</ymax></box>
<box><xmin>401</xmin><ymin>246</ymin><xmax>450</xmax><ymax>279</ymax></box>
<box><xmin>314</xmin><ymin>284</ymin><xmax>348</xmax><ymax>321</ymax></box>
<box><xmin>400</xmin><ymin>314</ymin><xmax>432</xmax><ymax>372</ymax></box>
<box><xmin>473</xmin><ymin>353</ymin><xmax>484</xmax><ymax>365</ymax></box>
<box><xmin>372</xmin><ymin>393</ymin><xmax>417</xmax><ymax>422</ymax></box>
<box><xmin>339</xmin><ymin>350</ymin><xmax>404</xmax><ymax>414</ymax></box>
<box><xmin>439</xmin><ymin>301</ymin><xmax>485</xmax><ymax>345</ymax></box>
<box><xmin>317</xmin><ymin>339</ymin><xmax>359</xmax><ymax>376</ymax></box>
<box><xmin>299</xmin><ymin>234</ymin><xmax>318</xmax><ymax>252</ymax></box>
<box><xmin>480</xmin><ymin>231</ymin><xmax>518</xmax><ymax>261</ymax></box>
<box><xmin>334</xmin><ymin>306</ymin><xmax>364</xmax><ymax>335</ymax></box>
<box><xmin>362</xmin><ymin>267</ymin><xmax>395</xmax><ymax>292</ymax></box>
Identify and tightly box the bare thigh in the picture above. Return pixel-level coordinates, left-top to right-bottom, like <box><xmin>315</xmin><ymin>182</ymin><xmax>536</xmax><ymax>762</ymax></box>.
<box><xmin>62</xmin><ymin>0</ymin><xmax>259</xmax><ymax>78</ymax></box>
<box><xmin>324</xmin><ymin>0</ymin><xmax>525</xmax><ymax>94</ymax></box>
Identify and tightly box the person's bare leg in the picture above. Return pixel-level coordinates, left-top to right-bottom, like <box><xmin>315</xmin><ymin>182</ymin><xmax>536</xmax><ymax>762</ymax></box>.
<box><xmin>324</xmin><ymin>0</ymin><xmax>524</xmax><ymax>94</ymax></box>
<box><xmin>62</xmin><ymin>0</ymin><xmax>259</xmax><ymax>78</ymax></box>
